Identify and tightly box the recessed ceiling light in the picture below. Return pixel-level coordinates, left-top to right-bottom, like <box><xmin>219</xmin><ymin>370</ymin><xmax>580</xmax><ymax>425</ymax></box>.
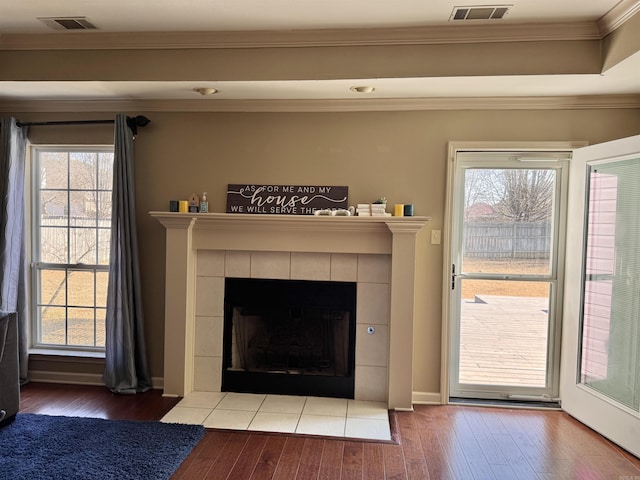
<box><xmin>350</xmin><ymin>86</ymin><xmax>375</xmax><ymax>93</ymax></box>
<box><xmin>193</xmin><ymin>87</ymin><xmax>218</xmax><ymax>96</ymax></box>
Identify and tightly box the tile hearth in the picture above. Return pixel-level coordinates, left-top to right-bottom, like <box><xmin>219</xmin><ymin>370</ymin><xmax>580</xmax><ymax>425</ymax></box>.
<box><xmin>161</xmin><ymin>392</ymin><xmax>392</xmax><ymax>441</ymax></box>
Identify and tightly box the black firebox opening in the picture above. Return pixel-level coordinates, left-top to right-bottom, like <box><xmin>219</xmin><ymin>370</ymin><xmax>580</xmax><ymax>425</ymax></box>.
<box><xmin>222</xmin><ymin>278</ymin><xmax>357</xmax><ymax>398</ymax></box>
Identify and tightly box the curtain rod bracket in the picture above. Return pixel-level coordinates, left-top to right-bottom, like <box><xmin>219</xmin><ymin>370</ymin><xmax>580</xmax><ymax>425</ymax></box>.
<box><xmin>125</xmin><ymin>115</ymin><xmax>151</xmax><ymax>136</ymax></box>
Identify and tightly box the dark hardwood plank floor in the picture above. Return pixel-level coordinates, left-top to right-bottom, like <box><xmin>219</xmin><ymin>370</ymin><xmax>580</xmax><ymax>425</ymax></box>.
<box><xmin>19</xmin><ymin>383</ymin><xmax>640</xmax><ymax>480</ymax></box>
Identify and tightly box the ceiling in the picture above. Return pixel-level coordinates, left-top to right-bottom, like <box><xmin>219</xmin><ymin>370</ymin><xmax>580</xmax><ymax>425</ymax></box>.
<box><xmin>1</xmin><ymin>0</ymin><xmax>640</xmax><ymax>105</ymax></box>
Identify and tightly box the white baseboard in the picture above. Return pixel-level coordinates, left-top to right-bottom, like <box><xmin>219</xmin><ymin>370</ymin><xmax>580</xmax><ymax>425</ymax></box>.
<box><xmin>28</xmin><ymin>370</ymin><xmax>164</xmax><ymax>390</ymax></box>
<box><xmin>412</xmin><ymin>391</ymin><xmax>443</xmax><ymax>405</ymax></box>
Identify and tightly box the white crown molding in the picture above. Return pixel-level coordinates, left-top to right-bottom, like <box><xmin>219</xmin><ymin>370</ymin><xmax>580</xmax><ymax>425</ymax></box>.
<box><xmin>0</xmin><ymin>21</ymin><xmax>601</xmax><ymax>51</ymax></box>
<box><xmin>598</xmin><ymin>0</ymin><xmax>640</xmax><ymax>36</ymax></box>
<box><xmin>2</xmin><ymin>95</ymin><xmax>639</xmax><ymax>113</ymax></box>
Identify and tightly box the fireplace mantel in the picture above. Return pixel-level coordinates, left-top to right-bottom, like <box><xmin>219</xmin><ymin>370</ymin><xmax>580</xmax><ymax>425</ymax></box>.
<box><xmin>151</xmin><ymin>212</ymin><xmax>430</xmax><ymax>410</ymax></box>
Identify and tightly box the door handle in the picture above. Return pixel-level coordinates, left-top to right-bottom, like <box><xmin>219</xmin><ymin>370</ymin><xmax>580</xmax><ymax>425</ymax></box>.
<box><xmin>452</xmin><ymin>264</ymin><xmax>457</xmax><ymax>290</ymax></box>
<box><xmin>451</xmin><ymin>264</ymin><xmax>467</xmax><ymax>290</ymax></box>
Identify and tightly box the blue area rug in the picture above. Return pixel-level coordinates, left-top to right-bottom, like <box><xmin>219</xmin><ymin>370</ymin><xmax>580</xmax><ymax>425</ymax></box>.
<box><xmin>0</xmin><ymin>413</ymin><xmax>205</xmax><ymax>480</ymax></box>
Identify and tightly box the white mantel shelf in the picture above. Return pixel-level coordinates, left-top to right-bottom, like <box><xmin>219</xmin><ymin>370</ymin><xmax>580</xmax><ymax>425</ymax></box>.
<box><xmin>152</xmin><ymin>211</ymin><xmax>430</xmax><ymax>410</ymax></box>
<box><xmin>149</xmin><ymin>212</ymin><xmax>430</xmax><ymax>231</ymax></box>
<box><xmin>150</xmin><ymin>212</ymin><xmax>431</xmax><ymax>255</ymax></box>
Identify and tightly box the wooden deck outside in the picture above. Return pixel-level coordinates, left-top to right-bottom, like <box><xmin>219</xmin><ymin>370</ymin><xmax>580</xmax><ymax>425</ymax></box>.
<box><xmin>459</xmin><ymin>295</ymin><xmax>549</xmax><ymax>387</ymax></box>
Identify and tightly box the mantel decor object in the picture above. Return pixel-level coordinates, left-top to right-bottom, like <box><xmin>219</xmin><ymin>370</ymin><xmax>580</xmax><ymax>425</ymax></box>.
<box><xmin>226</xmin><ymin>184</ymin><xmax>348</xmax><ymax>215</ymax></box>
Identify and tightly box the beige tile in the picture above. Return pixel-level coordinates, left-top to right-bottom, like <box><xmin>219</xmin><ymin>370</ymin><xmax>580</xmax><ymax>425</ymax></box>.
<box><xmin>357</xmin><ymin>254</ymin><xmax>391</xmax><ymax>284</ymax></box>
<box><xmin>160</xmin><ymin>406</ymin><xmax>212</xmax><ymax>425</ymax></box>
<box><xmin>302</xmin><ymin>396</ymin><xmax>348</xmax><ymax>416</ymax></box>
<box><xmin>197</xmin><ymin>250</ymin><xmax>225</xmax><ymax>277</ymax></box>
<box><xmin>355</xmin><ymin>324</ymin><xmax>388</xmax><ymax>367</ymax></box>
<box><xmin>260</xmin><ymin>395</ymin><xmax>307</xmax><ymax>414</ymax></box>
<box><xmin>296</xmin><ymin>415</ymin><xmax>346</xmax><ymax>437</ymax></box>
<box><xmin>248</xmin><ymin>412</ymin><xmax>300</xmax><ymax>433</ymax></box>
<box><xmin>355</xmin><ymin>366</ymin><xmax>387</xmax><ymax>402</ymax></box>
<box><xmin>225</xmin><ymin>251</ymin><xmax>251</xmax><ymax>278</ymax></box>
<box><xmin>193</xmin><ymin>356</ymin><xmax>221</xmax><ymax>392</ymax></box>
<box><xmin>291</xmin><ymin>252</ymin><xmax>331</xmax><ymax>280</ymax></box>
<box><xmin>194</xmin><ymin>316</ymin><xmax>223</xmax><ymax>357</ymax></box>
<box><xmin>196</xmin><ymin>276</ymin><xmax>224</xmax><ymax>316</ymax></box>
<box><xmin>216</xmin><ymin>392</ymin><xmax>266</xmax><ymax>411</ymax></box>
<box><xmin>356</xmin><ymin>283</ymin><xmax>390</xmax><ymax>325</ymax></box>
<box><xmin>330</xmin><ymin>254</ymin><xmax>358</xmax><ymax>282</ymax></box>
<box><xmin>347</xmin><ymin>400</ymin><xmax>389</xmax><ymax>420</ymax></box>
<box><xmin>177</xmin><ymin>391</ymin><xmax>227</xmax><ymax>409</ymax></box>
<box><xmin>345</xmin><ymin>417</ymin><xmax>391</xmax><ymax>441</ymax></box>
<box><xmin>203</xmin><ymin>409</ymin><xmax>256</xmax><ymax>430</ymax></box>
<box><xmin>250</xmin><ymin>251</ymin><xmax>291</xmax><ymax>279</ymax></box>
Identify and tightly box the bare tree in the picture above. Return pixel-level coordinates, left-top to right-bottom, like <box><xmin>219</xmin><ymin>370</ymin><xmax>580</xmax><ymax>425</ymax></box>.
<box><xmin>464</xmin><ymin>169</ymin><xmax>501</xmax><ymax>221</ymax></box>
<box><xmin>493</xmin><ymin>169</ymin><xmax>555</xmax><ymax>222</ymax></box>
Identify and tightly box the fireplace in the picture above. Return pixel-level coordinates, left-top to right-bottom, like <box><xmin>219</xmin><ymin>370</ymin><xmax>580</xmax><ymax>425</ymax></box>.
<box><xmin>222</xmin><ymin>278</ymin><xmax>356</xmax><ymax>398</ymax></box>
<box><xmin>152</xmin><ymin>212</ymin><xmax>429</xmax><ymax>409</ymax></box>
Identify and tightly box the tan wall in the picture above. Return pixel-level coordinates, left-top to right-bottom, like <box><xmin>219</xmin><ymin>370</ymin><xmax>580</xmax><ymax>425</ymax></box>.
<box><xmin>603</xmin><ymin>9</ymin><xmax>640</xmax><ymax>72</ymax></box>
<box><xmin>16</xmin><ymin>107</ymin><xmax>640</xmax><ymax>395</ymax></box>
<box><xmin>0</xmin><ymin>39</ymin><xmax>602</xmax><ymax>82</ymax></box>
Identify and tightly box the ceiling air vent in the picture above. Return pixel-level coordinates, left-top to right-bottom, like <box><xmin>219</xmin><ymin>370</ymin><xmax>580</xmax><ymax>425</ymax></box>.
<box><xmin>38</xmin><ymin>17</ymin><xmax>98</xmax><ymax>31</ymax></box>
<box><xmin>450</xmin><ymin>5</ymin><xmax>511</xmax><ymax>21</ymax></box>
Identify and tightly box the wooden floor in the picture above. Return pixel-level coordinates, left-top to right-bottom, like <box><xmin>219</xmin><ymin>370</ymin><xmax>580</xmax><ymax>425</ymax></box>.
<box><xmin>19</xmin><ymin>383</ymin><xmax>640</xmax><ymax>480</ymax></box>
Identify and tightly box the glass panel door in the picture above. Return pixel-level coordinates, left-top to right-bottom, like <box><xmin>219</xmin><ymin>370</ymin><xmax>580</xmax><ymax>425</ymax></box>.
<box><xmin>561</xmin><ymin>134</ymin><xmax>640</xmax><ymax>458</ymax></box>
<box><xmin>450</xmin><ymin>153</ymin><xmax>568</xmax><ymax>401</ymax></box>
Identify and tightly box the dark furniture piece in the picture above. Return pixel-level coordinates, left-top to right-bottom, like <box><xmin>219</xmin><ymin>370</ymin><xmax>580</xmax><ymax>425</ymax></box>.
<box><xmin>0</xmin><ymin>314</ymin><xmax>19</xmax><ymax>427</ymax></box>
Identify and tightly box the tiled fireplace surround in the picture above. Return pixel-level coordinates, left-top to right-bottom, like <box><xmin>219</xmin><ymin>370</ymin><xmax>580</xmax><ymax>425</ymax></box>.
<box><xmin>152</xmin><ymin>213</ymin><xmax>429</xmax><ymax>410</ymax></box>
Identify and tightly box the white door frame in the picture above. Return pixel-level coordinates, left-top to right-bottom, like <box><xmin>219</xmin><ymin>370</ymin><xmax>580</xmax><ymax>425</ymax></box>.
<box><xmin>441</xmin><ymin>141</ymin><xmax>588</xmax><ymax>403</ymax></box>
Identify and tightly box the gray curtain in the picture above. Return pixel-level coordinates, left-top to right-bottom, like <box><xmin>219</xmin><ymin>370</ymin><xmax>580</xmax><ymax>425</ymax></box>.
<box><xmin>103</xmin><ymin>114</ymin><xmax>151</xmax><ymax>393</ymax></box>
<box><xmin>0</xmin><ymin>117</ymin><xmax>29</xmax><ymax>384</ymax></box>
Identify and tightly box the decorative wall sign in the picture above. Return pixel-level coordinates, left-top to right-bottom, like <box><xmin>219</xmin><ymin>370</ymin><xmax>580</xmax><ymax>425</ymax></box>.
<box><xmin>226</xmin><ymin>184</ymin><xmax>348</xmax><ymax>215</ymax></box>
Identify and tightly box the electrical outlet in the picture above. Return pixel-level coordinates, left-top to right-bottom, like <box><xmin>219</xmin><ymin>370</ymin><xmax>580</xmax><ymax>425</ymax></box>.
<box><xmin>431</xmin><ymin>229</ymin><xmax>441</xmax><ymax>245</ymax></box>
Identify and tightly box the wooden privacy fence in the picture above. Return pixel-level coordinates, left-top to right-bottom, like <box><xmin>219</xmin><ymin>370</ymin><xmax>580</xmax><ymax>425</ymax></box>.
<box><xmin>464</xmin><ymin>222</ymin><xmax>552</xmax><ymax>259</ymax></box>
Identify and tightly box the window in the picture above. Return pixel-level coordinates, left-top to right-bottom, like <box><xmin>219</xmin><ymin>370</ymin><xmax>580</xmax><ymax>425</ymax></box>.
<box><xmin>31</xmin><ymin>146</ymin><xmax>114</xmax><ymax>352</ymax></box>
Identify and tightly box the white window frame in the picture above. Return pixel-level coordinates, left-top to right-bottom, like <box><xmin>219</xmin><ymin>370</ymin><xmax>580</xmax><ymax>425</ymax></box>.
<box><xmin>30</xmin><ymin>145</ymin><xmax>113</xmax><ymax>355</ymax></box>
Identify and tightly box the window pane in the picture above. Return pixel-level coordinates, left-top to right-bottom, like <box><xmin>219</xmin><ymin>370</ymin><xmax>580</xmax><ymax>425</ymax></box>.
<box><xmin>98</xmin><ymin>152</ymin><xmax>114</xmax><ymax>191</ymax></box>
<box><xmin>69</xmin><ymin>190</ymin><xmax>93</xmax><ymax>223</ymax></box>
<box><xmin>40</xmin><ymin>190</ymin><xmax>68</xmax><ymax>224</ymax></box>
<box><xmin>68</xmin><ymin>270</ymin><xmax>94</xmax><ymax>307</ymax></box>
<box><xmin>39</xmin><ymin>269</ymin><xmax>66</xmax><ymax>305</ymax></box>
<box><xmin>39</xmin><ymin>151</ymin><xmax>68</xmax><ymax>189</ymax></box>
<box><xmin>581</xmin><ymin>158</ymin><xmax>640</xmax><ymax>412</ymax></box>
<box><xmin>40</xmin><ymin>227</ymin><xmax>68</xmax><ymax>263</ymax></box>
<box><xmin>460</xmin><ymin>279</ymin><xmax>550</xmax><ymax>388</ymax></box>
<box><xmin>69</xmin><ymin>151</ymin><xmax>97</xmax><ymax>190</ymax></box>
<box><xmin>97</xmin><ymin>228</ymin><xmax>111</xmax><ymax>265</ymax></box>
<box><xmin>97</xmin><ymin>191</ymin><xmax>112</xmax><ymax>221</ymax></box>
<box><xmin>40</xmin><ymin>306</ymin><xmax>66</xmax><ymax>345</ymax></box>
<box><xmin>96</xmin><ymin>308</ymin><xmax>106</xmax><ymax>347</ymax></box>
<box><xmin>96</xmin><ymin>272</ymin><xmax>108</xmax><ymax>307</ymax></box>
<box><xmin>462</xmin><ymin>168</ymin><xmax>555</xmax><ymax>276</ymax></box>
<box><xmin>70</xmin><ymin>227</ymin><xmax>96</xmax><ymax>264</ymax></box>
<box><xmin>68</xmin><ymin>307</ymin><xmax>95</xmax><ymax>346</ymax></box>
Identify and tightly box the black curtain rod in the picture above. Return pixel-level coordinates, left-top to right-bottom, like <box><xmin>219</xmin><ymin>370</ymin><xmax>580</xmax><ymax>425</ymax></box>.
<box><xmin>16</xmin><ymin>115</ymin><xmax>151</xmax><ymax>135</ymax></box>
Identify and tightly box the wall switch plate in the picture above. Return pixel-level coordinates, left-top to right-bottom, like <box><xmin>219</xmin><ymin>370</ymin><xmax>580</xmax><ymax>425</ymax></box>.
<box><xmin>431</xmin><ymin>229</ymin><xmax>441</xmax><ymax>244</ymax></box>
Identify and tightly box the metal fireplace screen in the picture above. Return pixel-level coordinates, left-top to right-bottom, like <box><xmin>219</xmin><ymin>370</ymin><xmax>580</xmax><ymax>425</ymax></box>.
<box><xmin>222</xmin><ymin>278</ymin><xmax>356</xmax><ymax>398</ymax></box>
